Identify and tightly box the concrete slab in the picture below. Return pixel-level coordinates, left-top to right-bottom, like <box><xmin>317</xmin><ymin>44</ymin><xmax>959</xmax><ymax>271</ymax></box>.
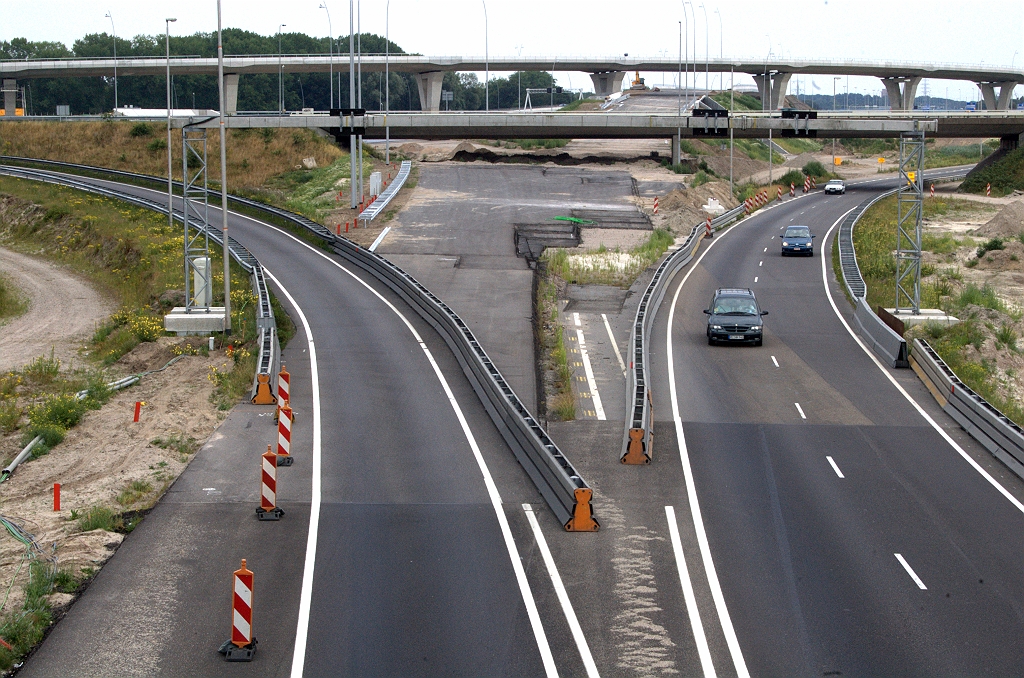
<box><xmin>164</xmin><ymin>307</ymin><xmax>226</xmax><ymax>335</ymax></box>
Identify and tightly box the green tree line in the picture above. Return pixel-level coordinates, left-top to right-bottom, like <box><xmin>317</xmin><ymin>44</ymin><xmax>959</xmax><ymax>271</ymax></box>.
<box><xmin>1</xmin><ymin>31</ymin><xmax>586</xmax><ymax>114</ymax></box>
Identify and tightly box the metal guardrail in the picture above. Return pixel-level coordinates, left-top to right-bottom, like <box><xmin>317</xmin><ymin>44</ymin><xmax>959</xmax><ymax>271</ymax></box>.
<box><xmin>0</xmin><ymin>163</ymin><xmax>278</xmax><ymax>400</ymax></box>
<box><xmin>359</xmin><ymin>161</ymin><xmax>411</xmax><ymax>224</ymax></box>
<box><xmin>621</xmin><ymin>204</ymin><xmax>746</xmax><ymax>464</ymax></box>
<box><xmin>837</xmin><ymin>168</ymin><xmax>970</xmax><ymax>368</ymax></box>
<box><xmin>0</xmin><ymin>159</ymin><xmax>597</xmax><ymax>530</ymax></box>
<box><xmin>912</xmin><ymin>338</ymin><xmax>1024</xmax><ymax>481</ymax></box>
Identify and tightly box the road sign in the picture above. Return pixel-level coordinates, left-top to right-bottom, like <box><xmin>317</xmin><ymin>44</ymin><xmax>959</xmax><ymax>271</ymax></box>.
<box><xmin>833</xmin><ymin>157</ymin><xmax>842</xmax><ymax>166</ymax></box>
<box><xmin>907</xmin><ymin>171</ymin><xmax>916</xmax><ymax>183</ymax></box>
<box><xmin>877</xmin><ymin>157</ymin><xmax>885</xmax><ymax>163</ymax></box>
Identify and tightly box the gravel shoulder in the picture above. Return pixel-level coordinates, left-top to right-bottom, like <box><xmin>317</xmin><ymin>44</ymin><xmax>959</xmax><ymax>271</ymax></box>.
<box><xmin>0</xmin><ymin>247</ymin><xmax>114</xmax><ymax>373</ymax></box>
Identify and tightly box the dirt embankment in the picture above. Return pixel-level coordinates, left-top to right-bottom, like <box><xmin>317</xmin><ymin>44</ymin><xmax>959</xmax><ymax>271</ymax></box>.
<box><xmin>652</xmin><ymin>181</ymin><xmax>740</xmax><ymax>235</ymax></box>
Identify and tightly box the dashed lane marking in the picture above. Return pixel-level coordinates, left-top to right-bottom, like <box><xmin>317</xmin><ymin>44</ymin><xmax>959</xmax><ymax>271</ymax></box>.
<box><xmin>895</xmin><ymin>554</ymin><xmax>928</xmax><ymax>590</ymax></box>
<box><xmin>771</xmin><ymin>355</ymin><xmax>779</xmax><ymax>368</ymax></box>
<box><xmin>826</xmin><ymin>456</ymin><xmax>845</xmax><ymax>478</ymax></box>
<box><xmin>795</xmin><ymin>403</ymin><xmax>806</xmax><ymax>419</ymax></box>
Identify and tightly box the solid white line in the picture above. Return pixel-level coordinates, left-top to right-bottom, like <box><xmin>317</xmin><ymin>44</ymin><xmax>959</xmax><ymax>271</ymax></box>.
<box><xmin>602</xmin><ymin>313</ymin><xmax>627</xmax><ymax>376</ymax></box>
<box><xmin>667</xmin><ymin>226</ymin><xmax>750</xmax><ymax>677</ymax></box>
<box><xmin>523</xmin><ymin>504</ymin><xmax>600</xmax><ymax>678</ymax></box>
<box><xmin>573</xmin><ymin>311</ymin><xmax>582</xmax><ymax>327</ymax></box>
<box><xmin>263</xmin><ymin>270</ymin><xmax>322</xmax><ymax>678</ymax></box>
<box><xmin>819</xmin><ymin>212</ymin><xmax>1024</xmax><ymax>516</ymax></box>
<box><xmin>771</xmin><ymin>355</ymin><xmax>779</xmax><ymax>368</ymax></box>
<box><xmin>576</xmin><ymin>329</ymin><xmax>606</xmax><ymax>420</ymax></box>
<box><xmin>258</xmin><ymin>229</ymin><xmax>556</xmax><ymax>677</ymax></box>
<box><xmin>368</xmin><ymin>225</ymin><xmax>391</xmax><ymax>252</ymax></box>
<box><xmin>826</xmin><ymin>456</ymin><xmax>845</xmax><ymax>478</ymax></box>
<box><xmin>795</xmin><ymin>403</ymin><xmax>806</xmax><ymax>419</ymax></box>
<box><xmin>665</xmin><ymin>506</ymin><xmax>717</xmax><ymax>677</ymax></box>
<box><xmin>894</xmin><ymin>553</ymin><xmax>928</xmax><ymax>590</ymax></box>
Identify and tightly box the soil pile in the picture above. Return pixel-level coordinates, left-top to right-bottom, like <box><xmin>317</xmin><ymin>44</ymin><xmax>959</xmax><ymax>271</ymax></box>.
<box><xmin>657</xmin><ymin>181</ymin><xmax>739</xmax><ymax>234</ymax></box>
<box><xmin>974</xmin><ymin>199</ymin><xmax>1024</xmax><ymax>238</ymax></box>
<box><xmin>974</xmin><ymin>239</ymin><xmax>1024</xmax><ymax>271</ymax></box>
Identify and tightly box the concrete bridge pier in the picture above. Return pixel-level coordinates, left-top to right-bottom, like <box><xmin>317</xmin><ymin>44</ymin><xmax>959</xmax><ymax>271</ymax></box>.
<box><xmin>881</xmin><ymin>77</ymin><xmax>922</xmax><ymax>111</ymax></box>
<box><xmin>224</xmin><ymin>74</ymin><xmax>239</xmax><ymax>115</ymax></box>
<box><xmin>2</xmin><ymin>80</ymin><xmax>16</xmax><ymax>115</ymax></box>
<box><xmin>978</xmin><ymin>81</ymin><xmax>1019</xmax><ymax>111</ymax></box>
<box><xmin>415</xmin><ymin>71</ymin><xmax>445</xmax><ymax>112</ymax></box>
<box><xmin>751</xmin><ymin>72</ymin><xmax>792</xmax><ymax>110</ymax></box>
<box><xmin>672</xmin><ymin>133</ymin><xmax>681</xmax><ymax>165</ymax></box>
<box><xmin>589</xmin><ymin>71</ymin><xmax>626</xmax><ymax>98</ymax></box>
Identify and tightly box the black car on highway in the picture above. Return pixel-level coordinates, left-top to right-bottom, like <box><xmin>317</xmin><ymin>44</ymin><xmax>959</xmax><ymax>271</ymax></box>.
<box><xmin>781</xmin><ymin>225</ymin><xmax>815</xmax><ymax>256</ymax></box>
<box><xmin>704</xmin><ymin>288</ymin><xmax>767</xmax><ymax>346</ymax></box>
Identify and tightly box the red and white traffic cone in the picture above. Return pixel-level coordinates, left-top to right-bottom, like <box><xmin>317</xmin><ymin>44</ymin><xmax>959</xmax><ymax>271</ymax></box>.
<box><xmin>275</xmin><ymin>366</ymin><xmax>290</xmax><ymax>422</ymax></box>
<box><xmin>705</xmin><ymin>216</ymin><xmax>713</xmax><ymax>238</ymax></box>
<box><xmin>653</xmin><ymin>196</ymin><xmax>659</xmax><ymax>214</ymax></box>
<box><xmin>804</xmin><ymin>176</ymin><xmax>810</xmax><ymax>193</ymax></box>
<box><xmin>219</xmin><ymin>559</ymin><xmax>257</xmax><ymax>661</ymax></box>
<box><xmin>930</xmin><ymin>184</ymin><xmax>935</xmax><ymax>197</ymax></box>
<box><xmin>790</xmin><ymin>183</ymin><xmax>795</xmax><ymax>197</ymax></box>
<box><xmin>986</xmin><ymin>183</ymin><xmax>991</xmax><ymax>197</ymax></box>
<box><xmin>257</xmin><ymin>446</ymin><xmax>284</xmax><ymax>520</ymax></box>
<box><xmin>277</xmin><ymin>402</ymin><xmax>293</xmax><ymax>466</ymax></box>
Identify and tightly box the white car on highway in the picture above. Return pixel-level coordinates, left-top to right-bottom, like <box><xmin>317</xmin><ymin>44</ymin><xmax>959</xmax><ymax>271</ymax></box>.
<box><xmin>824</xmin><ymin>179</ymin><xmax>846</xmax><ymax>195</ymax></box>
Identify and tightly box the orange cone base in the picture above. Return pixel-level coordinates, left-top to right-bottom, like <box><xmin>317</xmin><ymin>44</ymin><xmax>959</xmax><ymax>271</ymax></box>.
<box><xmin>621</xmin><ymin>428</ymin><xmax>651</xmax><ymax>464</ymax></box>
<box><xmin>251</xmin><ymin>373</ymin><xmax>277</xmax><ymax>405</ymax></box>
<box><xmin>564</xmin><ymin>488</ymin><xmax>599</xmax><ymax>531</ymax></box>
<box><xmin>255</xmin><ymin>507</ymin><xmax>284</xmax><ymax>521</ymax></box>
<box><xmin>220</xmin><ymin>638</ymin><xmax>258</xmax><ymax>661</ymax></box>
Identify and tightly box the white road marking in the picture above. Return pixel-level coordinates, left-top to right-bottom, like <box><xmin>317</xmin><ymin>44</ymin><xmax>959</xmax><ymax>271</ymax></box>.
<box><xmin>602</xmin><ymin>313</ymin><xmax>627</xmax><ymax>376</ymax></box>
<box><xmin>573</xmin><ymin>311</ymin><xmax>582</xmax><ymax>327</ymax></box>
<box><xmin>826</xmin><ymin>456</ymin><xmax>845</xmax><ymax>478</ymax></box>
<box><xmin>262</xmin><ymin>270</ymin><xmax>323</xmax><ymax>678</ymax></box>
<box><xmin>771</xmin><ymin>235</ymin><xmax>775</xmax><ymax>239</ymax></box>
<box><xmin>759</xmin><ymin>261</ymin><xmax>763</xmax><ymax>267</ymax></box>
<box><xmin>577</xmin><ymin>329</ymin><xmax>606</xmax><ymax>420</ymax></box>
<box><xmin>524</xmin><ymin>504</ymin><xmax>600</xmax><ymax>678</ymax></box>
<box><xmin>258</xmin><ymin>229</ymin><xmax>556</xmax><ymax>678</ymax></box>
<box><xmin>754</xmin><ymin>276</ymin><xmax>758</xmax><ymax>283</ymax></box>
<box><xmin>665</xmin><ymin>506</ymin><xmax>717</xmax><ymax>677</ymax></box>
<box><xmin>667</xmin><ymin>229</ymin><xmax>751</xmax><ymax>677</ymax></box>
<box><xmin>368</xmin><ymin>226</ymin><xmax>391</xmax><ymax>252</ymax></box>
<box><xmin>795</xmin><ymin>403</ymin><xmax>806</xmax><ymax>419</ymax></box>
<box><xmin>771</xmin><ymin>355</ymin><xmax>779</xmax><ymax>368</ymax></box>
<box><xmin>820</xmin><ymin>212</ymin><xmax>1024</xmax><ymax>516</ymax></box>
<box><xmin>895</xmin><ymin>554</ymin><xmax>928</xmax><ymax>590</ymax></box>
<box><xmin>763</xmin><ymin>247</ymin><xmax>767</xmax><ymax>252</ymax></box>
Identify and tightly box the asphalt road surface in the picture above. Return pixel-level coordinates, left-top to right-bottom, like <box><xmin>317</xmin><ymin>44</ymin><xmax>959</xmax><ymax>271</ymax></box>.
<box><xmin>647</xmin><ymin>168</ymin><xmax>1024</xmax><ymax>676</ymax></box>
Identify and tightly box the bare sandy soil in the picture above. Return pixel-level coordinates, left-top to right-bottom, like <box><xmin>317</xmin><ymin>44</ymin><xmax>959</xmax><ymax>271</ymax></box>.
<box><xmin>0</xmin><ymin>248</ymin><xmax>114</xmax><ymax>374</ymax></box>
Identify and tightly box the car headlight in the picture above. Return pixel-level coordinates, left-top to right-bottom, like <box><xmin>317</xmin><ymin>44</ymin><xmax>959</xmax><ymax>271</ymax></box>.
<box><xmin>710</xmin><ymin>324</ymin><xmax>722</xmax><ymax>330</ymax></box>
<box><xmin>782</xmin><ymin>241</ymin><xmax>789</xmax><ymax>246</ymax></box>
<box><xmin>749</xmin><ymin>325</ymin><xmax>762</xmax><ymax>331</ymax></box>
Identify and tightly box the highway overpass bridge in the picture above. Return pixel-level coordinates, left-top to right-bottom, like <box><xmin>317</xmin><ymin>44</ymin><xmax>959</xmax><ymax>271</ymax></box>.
<box><xmin>2</xmin><ymin>54</ymin><xmax>1022</xmax><ymax>114</ymax></box>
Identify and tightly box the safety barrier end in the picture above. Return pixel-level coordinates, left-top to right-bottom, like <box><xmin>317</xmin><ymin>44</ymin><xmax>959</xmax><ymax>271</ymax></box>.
<box><xmin>621</xmin><ymin>428</ymin><xmax>651</xmax><ymax>464</ymax></box>
<box><xmin>564</xmin><ymin>488</ymin><xmax>599</xmax><ymax>532</ymax></box>
<box><xmin>251</xmin><ymin>373</ymin><xmax>277</xmax><ymax>405</ymax></box>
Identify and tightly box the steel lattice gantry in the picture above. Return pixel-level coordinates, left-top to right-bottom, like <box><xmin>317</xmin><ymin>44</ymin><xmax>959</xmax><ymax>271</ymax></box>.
<box><xmin>181</xmin><ymin>125</ymin><xmax>212</xmax><ymax>312</ymax></box>
<box><xmin>896</xmin><ymin>131</ymin><xmax>924</xmax><ymax>314</ymax></box>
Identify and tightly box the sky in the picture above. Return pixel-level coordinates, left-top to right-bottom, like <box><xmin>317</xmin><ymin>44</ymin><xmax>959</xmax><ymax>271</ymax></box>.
<box><xmin>2</xmin><ymin>0</ymin><xmax>1022</xmax><ymax>101</ymax></box>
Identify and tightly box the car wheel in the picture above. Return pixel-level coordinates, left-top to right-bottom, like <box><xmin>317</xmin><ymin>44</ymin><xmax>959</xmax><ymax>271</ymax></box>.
<box><xmin>755</xmin><ymin>338</ymin><xmax>763</xmax><ymax>347</ymax></box>
<box><xmin>708</xmin><ymin>336</ymin><xmax>715</xmax><ymax>346</ymax></box>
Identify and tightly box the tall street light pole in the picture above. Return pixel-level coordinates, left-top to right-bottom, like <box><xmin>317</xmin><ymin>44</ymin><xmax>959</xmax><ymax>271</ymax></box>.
<box><xmin>482</xmin><ymin>0</ymin><xmax>489</xmax><ymax>111</ymax></box>
<box><xmin>105</xmin><ymin>11</ymin><xmax>117</xmax><ymax>110</ymax></box>
<box><xmin>677</xmin><ymin>21</ymin><xmax>682</xmax><ymax>115</ymax></box>
<box><xmin>715</xmin><ymin>8</ymin><xmax>722</xmax><ymax>89</ymax></box>
<box><xmin>278</xmin><ymin>24</ymin><xmax>287</xmax><ymax>113</ymax></box>
<box><xmin>680</xmin><ymin>1</ymin><xmax>689</xmax><ymax>103</ymax></box>
<box><xmin>216</xmin><ymin>1</ymin><xmax>231</xmax><ymax>334</ymax></box>
<box><xmin>357</xmin><ymin>0</ymin><xmax>363</xmax><ymax>204</ymax></box>
<box><xmin>699</xmin><ymin>3</ymin><xmax>708</xmax><ymax>92</ymax></box>
<box><xmin>385</xmin><ymin>0</ymin><xmax>390</xmax><ymax>164</ymax></box>
<box><xmin>320</xmin><ymin>3</ymin><xmax>333</xmax><ymax>109</ymax></box>
<box><xmin>833</xmin><ymin>76</ymin><xmax>841</xmax><ymax>166</ymax></box>
<box><xmin>349</xmin><ymin>0</ymin><xmax>357</xmax><ymax>208</ymax></box>
<box><xmin>165</xmin><ymin>18</ymin><xmax>176</xmax><ymax>237</ymax></box>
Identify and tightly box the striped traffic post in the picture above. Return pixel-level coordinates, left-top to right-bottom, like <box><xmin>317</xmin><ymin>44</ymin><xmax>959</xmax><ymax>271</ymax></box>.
<box><xmin>275</xmin><ymin>365</ymin><xmax>290</xmax><ymax>422</ymax></box>
<box><xmin>219</xmin><ymin>559</ymin><xmax>257</xmax><ymax>661</ymax></box>
<box><xmin>987</xmin><ymin>183</ymin><xmax>992</xmax><ymax>197</ymax></box>
<box><xmin>257</xmin><ymin>446</ymin><xmax>284</xmax><ymax>520</ymax></box>
<box><xmin>705</xmin><ymin>216</ymin><xmax>713</xmax><ymax>238</ymax></box>
<box><xmin>811</xmin><ymin>177</ymin><xmax>816</xmax><ymax>189</ymax></box>
<box><xmin>277</xmin><ymin>402</ymin><xmax>293</xmax><ymax>466</ymax></box>
<box><xmin>653</xmin><ymin>196</ymin><xmax>659</xmax><ymax>214</ymax></box>
<box><xmin>804</xmin><ymin>176</ymin><xmax>810</xmax><ymax>192</ymax></box>
<box><xmin>777</xmin><ymin>186</ymin><xmax>782</xmax><ymax>201</ymax></box>
<box><xmin>790</xmin><ymin>183</ymin><xmax>795</xmax><ymax>197</ymax></box>
<box><xmin>930</xmin><ymin>184</ymin><xmax>935</xmax><ymax>197</ymax></box>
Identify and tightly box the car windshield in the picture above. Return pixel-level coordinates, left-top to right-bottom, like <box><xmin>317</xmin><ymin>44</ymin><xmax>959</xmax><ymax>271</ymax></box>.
<box><xmin>713</xmin><ymin>297</ymin><xmax>758</xmax><ymax>315</ymax></box>
<box><xmin>828</xmin><ymin>180</ymin><xmax>843</xmax><ymax>185</ymax></box>
<box><xmin>785</xmin><ymin>227</ymin><xmax>811</xmax><ymax>238</ymax></box>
